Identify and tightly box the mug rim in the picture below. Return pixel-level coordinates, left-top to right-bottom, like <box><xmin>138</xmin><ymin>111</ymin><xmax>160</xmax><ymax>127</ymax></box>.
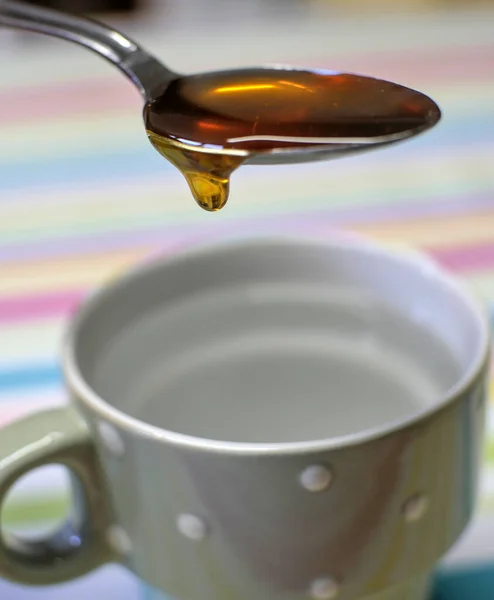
<box><xmin>62</xmin><ymin>235</ymin><xmax>491</xmax><ymax>455</ymax></box>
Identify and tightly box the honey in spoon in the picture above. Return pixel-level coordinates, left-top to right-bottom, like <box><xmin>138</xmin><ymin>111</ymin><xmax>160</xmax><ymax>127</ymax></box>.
<box><xmin>143</xmin><ymin>67</ymin><xmax>441</xmax><ymax>211</ymax></box>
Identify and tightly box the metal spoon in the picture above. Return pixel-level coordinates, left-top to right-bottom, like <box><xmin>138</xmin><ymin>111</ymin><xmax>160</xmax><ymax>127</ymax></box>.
<box><xmin>0</xmin><ymin>0</ymin><xmax>441</xmax><ymax>167</ymax></box>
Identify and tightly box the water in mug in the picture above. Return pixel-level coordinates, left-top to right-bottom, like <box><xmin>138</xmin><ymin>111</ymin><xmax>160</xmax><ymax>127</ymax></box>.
<box><xmin>92</xmin><ymin>283</ymin><xmax>462</xmax><ymax>443</ymax></box>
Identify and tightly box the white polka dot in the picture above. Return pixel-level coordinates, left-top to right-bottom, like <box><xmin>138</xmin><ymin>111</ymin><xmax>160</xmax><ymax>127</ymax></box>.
<box><xmin>402</xmin><ymin>493</ymin><xmax>429</xmax><ymax>522</ymax></box>
<box><xmin>300</xmin><ymin>465</ymin><xmax>332</xmax><ymax>492</ymax></box>
<box><xmin>98</xmin><ymin>421</ymin><xmax>125</xmax><ymax>457</ymax></box>
<box><xmin>106</xmin><ymin>525</ymin><xmax>133</xmax><ymax>555</ymax></box>
<box><xmin>176</xmin><ymin>513</ymin><xmax>208</xmax><ymax>541</ymax></box>
<box><xmin>310</xmin><ymin>577</ymin><xmax>339</xmax><ymax>600</ymax></box>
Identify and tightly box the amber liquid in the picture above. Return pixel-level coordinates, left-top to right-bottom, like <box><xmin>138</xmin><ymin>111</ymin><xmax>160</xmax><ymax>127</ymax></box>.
<box><xmin>144</xmin><ymin>68</ymin><xmax>440</xmax><ymax>211</ymax></box>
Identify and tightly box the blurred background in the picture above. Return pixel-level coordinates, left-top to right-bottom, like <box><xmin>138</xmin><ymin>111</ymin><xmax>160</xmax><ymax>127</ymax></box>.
<box><xmin>0</xmin><ymin>0</ymin><xmax>494</xmax><ymax>598</ymax></box>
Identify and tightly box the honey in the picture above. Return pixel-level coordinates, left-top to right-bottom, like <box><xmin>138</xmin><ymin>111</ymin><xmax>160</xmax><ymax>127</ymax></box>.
<box><xmin>144</xmin><ymin>67</ymin><xmax>440</xmax><ymax>211</ymax></box>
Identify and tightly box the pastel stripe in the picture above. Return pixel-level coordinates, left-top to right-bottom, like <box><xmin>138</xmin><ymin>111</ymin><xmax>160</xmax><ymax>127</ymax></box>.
<box><xmin>0</xmin><ymin>82</ymin><xmax>139</xmax><ymax>125</ymax></box>
<box><xmin>428</xmin><ymin>244</ymin><xmax>494</xmax><ymax>274</ymax></box>
<box><xmin>0</xmin><ymin>251</ymin><xmax>146</xmax><ymax>295</ymax></box>
<box><xmin>353</xmin><ymin>209</ymin><xmax>494</xmax><ymax>249</ymax></box>
<box><xmin>0</xmin><ymin>290</ymin><xmax>84</xmax><ymax>323</ymax></box>
<box><xmin>3</xmin><ymin>197</ymin><xmax>494</xmax><ymax>276</ymax></box>
<box><xmin>0</xmin><ymin>364</ymin><xmax>61</xmax><ymax>392</ymax></box>
<box><xmin>0</xmin><ymin>320</ymin><xmax>64</xmax><ymax>363</ymax></box>
<box><xmin>1</xmin><ymin>160</ymin><xmax>493</xmax><ymax>255</ymax></box>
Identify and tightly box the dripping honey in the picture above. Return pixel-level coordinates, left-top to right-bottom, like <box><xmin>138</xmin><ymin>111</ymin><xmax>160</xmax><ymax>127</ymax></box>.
<box><xmin>143</xmin><ymin>68</ymin><xmax>440</xmax><ymax>211</ymax></box>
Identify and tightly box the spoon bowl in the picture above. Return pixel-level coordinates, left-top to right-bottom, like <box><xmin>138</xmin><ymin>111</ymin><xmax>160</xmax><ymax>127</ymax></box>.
<box><xmin>142</xmin><ymin>65</ymin><xmax>440</xmax><ymax>166</ymax></box>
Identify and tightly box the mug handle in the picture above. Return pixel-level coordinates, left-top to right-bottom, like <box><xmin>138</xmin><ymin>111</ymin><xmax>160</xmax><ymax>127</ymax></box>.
<box><xmin>0</xmin><ymin>406</ymin><xmax>116</xmax><ymax>585</ymax></box>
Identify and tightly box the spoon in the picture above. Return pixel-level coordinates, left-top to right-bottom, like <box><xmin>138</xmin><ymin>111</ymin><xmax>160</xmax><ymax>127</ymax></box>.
<box><xmin>0</xmin><ymin>0</ymin><xmax>441</xmax><ymax>210</ymax></box>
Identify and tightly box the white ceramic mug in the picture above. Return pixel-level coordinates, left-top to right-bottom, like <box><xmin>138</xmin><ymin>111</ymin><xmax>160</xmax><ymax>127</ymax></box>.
<box><xmin>0</xmin><ymin>237</ymin><xmax>489</xmax><ymax>600</ymax></box>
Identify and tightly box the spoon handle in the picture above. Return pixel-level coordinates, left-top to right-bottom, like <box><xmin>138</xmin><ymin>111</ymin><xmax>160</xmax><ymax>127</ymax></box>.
<box><xmin>0</xmin><ymin>0</ymin><xmax>175</xmax><ymax>100</ymax></box>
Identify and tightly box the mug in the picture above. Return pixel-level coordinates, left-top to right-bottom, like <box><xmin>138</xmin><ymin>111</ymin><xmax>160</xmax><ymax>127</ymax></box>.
<box><xmin>0</xmin><ymin>237</ymin><xmax>489</xmax><ymax>600</ymax></box>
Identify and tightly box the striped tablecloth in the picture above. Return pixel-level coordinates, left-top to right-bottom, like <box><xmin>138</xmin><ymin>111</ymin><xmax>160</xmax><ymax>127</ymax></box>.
<box><xmin>0</xmin><ymin>5</ymin><xmax>494</xmax><ymax>586</ymax></box>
